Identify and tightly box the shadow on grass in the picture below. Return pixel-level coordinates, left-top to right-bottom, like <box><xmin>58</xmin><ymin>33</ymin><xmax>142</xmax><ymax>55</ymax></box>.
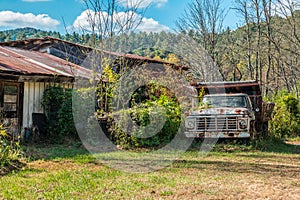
<box><xmin>23</xmin><ymin>143</ymin><xmax>95</xmax><ymax>163</ymax></box>
<box><xmin>23</xmin><ymin>138</ymin><xmax>300</xmax><ymax>162</ymax></box>
<box><xmin>189</xmin><ymin>138</ymin><xmax>300</xmax><ymax>154</ymax></box>
<box><xmin>17</xmin><ymin>140</ymin><xmax>300</xmax><ymax>175</ymax></box>
<box><xmin>173</xmin><ymin>158</ymin><xmax>300</xmax><ymax>177</ymax></box>
<box><xmin>252</xmin><ymin>138</ymin><xmax>300</xmax><ymax>154</ymax></box>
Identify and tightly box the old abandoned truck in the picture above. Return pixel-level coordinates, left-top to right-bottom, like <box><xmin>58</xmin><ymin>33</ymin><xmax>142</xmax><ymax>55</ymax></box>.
<box><xmin>185</xmin><ymin>81</ymin><xmax>274</xmax><ymax>139</ymax></box>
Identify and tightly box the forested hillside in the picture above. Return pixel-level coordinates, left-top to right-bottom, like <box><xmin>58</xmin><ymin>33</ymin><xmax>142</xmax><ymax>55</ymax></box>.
<box><xmin>0</xmin><ymin>27</ymin><xmax>62</xmax><ymax>41</ymax></box>
<box><xmin>0</xmin><ymin>28</ymin><xmax>176</xmax><ymax>55</ymax></box>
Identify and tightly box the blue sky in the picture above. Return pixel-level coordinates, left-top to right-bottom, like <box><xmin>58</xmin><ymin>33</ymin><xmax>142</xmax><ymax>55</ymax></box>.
<box><xmin>0</xmin><ymin>0</ymin><xmax>239</xmax><ymax>34</ymax></box>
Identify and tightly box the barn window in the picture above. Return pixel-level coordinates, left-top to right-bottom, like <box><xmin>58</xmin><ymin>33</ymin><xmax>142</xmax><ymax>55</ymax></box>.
<box><xmin>3</xmin><ymin>85</ymin><xmax>18</xmax><ymax>112</ymax></box>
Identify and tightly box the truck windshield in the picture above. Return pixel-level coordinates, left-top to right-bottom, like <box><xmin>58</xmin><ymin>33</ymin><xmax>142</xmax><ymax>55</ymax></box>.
<box><xmin>202</xmin><ymin>95</ymin><xmax>248</xmax><ymax>108</ymax></box>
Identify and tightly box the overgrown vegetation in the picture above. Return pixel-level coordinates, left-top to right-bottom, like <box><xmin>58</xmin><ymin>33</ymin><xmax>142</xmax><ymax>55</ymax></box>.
<box><xmin>97</xmin><ymin>65</ymin><xmax>182</xmax><ymax>149</ymax></box>
<box><xmin>42</xmin><ymin>87</ymin><xmax>77</xmax><ymax>143</ymax></box>
<box><xmin>0</xmin><ymin>125</ymin><xmax>23</xmax><ymax>174</ymax></box>
<box><xmin>268</xmin><ymin>90</ymin><xmax>300</xmax><ymax>139</ymax></box>
<box><xmin>41</xmin><ymin>85</ymin><xmax>101</xmax><ymax>144</ymax></box>
<box><xmin>107</xmin><ymin>90</ymin><xmax>181</xmax><ymax>149</ymax></box>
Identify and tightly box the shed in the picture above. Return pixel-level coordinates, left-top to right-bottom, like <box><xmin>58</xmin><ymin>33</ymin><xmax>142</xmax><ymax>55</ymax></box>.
<box><xmin>0</xmin><ymin>45</ymin><xmax>92</xmax><ymax>137</ymax></box>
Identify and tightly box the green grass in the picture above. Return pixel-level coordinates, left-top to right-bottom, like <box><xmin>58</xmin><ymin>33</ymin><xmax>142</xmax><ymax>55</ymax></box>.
<box><xmin>1</xmin><ymin>142</ymin><xmax>300</xmax><ymax>199</ymax></box>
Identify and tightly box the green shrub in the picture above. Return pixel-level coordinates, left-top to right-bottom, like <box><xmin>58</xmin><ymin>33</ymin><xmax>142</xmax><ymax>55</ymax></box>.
<box><xmin>269</xmin><ymin>91</ymin><xmax>300</xmax><ymax>139</ymax></box>
<box><xmin>42</xmin><ymin>87</ymin><xmax>77</xmax><ymax>142</ymax></box>
<box><xmin>56</xmin><ymin>89</ymin><xmax>77</xmax><ymax>138</ymax></box>
<box><xmin>42</xmin><ymin>85</ymin><xmax>100</xmax><ymax>143</ymax></box>
<box><xmin>0</xmin><ymin>125</ymin><xmax>22</xmax><ymax>167</ymax></box>
<box><xmin>107</xmin><ymin>90</ymin><xmax>181</xmax><ymax>149</ymax></box>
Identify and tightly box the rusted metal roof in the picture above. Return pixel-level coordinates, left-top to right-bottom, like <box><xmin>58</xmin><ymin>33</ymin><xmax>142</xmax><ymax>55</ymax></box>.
<box><xmin>104</xmin><ymin>50</ymin><xmax>187</xmax><ymax>70</ymax></box>
<box><xmin>0</xmin><ymin>46</ymin><xmax>93</xmax><ymax>80</ymax></box>
<box><xmin>0</xmin><ymin>37</ymin><xmax>188</xmax><ymax>71</ymax></box>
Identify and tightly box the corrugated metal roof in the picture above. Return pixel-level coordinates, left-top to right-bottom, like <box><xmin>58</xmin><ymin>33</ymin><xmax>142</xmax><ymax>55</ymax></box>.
<box><xmin>0</xmin><ymin>46</ymin><xmax>93</xmax><ymax>80</ymax></box>
<box><xmin>0</xmin><ymin>37</ymin><xmax>188</xmax><ymax>71</ymax></box>
<box><xmin>103</xmin><ymin>50</ymin><xmax>187</xmax><ymax>70</ymax></box>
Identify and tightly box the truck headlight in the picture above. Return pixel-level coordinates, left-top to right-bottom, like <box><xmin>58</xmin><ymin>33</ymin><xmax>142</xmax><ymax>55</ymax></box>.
<box><xmin>239</xmin><ymin>119</ymin><xmax>247</xmax><ymax>129</ymax></box>
<box><xmin>185</xmin><ymin>118</ymin><xmax>196</xmax><ymax>130</ymax></box>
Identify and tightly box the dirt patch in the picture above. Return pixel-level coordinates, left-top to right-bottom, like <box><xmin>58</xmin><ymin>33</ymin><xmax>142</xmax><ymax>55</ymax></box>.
<box><xmin>286</xmin><ymin>141</ymin><xmax>300</xmax><ymax>146</ymax></box>
<box><xmin>28</xmin><ymin>160</ymin><xmax>104</xmax><ymax>172</ymax></box>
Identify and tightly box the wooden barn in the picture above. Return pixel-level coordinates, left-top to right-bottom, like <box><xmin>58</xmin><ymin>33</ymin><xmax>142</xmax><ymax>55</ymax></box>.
<box><xmin>0</xmin><ymin>37</ymin><xmax>188</xmax><ymax>139</ymax></box>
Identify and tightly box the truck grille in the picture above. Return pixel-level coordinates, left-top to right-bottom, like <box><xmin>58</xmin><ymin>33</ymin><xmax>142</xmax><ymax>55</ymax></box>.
<box><xmin>196</xmin><ymin>116</ymin><xmax>238</xmax><ymax>131</ymax></box>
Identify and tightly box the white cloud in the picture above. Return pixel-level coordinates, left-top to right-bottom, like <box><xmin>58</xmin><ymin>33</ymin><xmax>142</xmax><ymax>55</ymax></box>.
<box><xmin>72</xmin><ymin>9</ymin><xmax>98</xmax><ymax>31</ymax></box>
<box><xmin>136</xmin><ymin>17</ymin><xmax>170</xmax><ymax>32</ymax></box>
<box><xmin>22</xmin><ymin>0</ymin><xmax>52</xmax><ymax>2</ymax></box>
<box><xmin>272</xmin><ymin>0</ymin><xmax>300</xmax><ymax>16</ymax></box>
<box><xmin>72</xmin><ymin>9</ymin><xmax>170</xmax><ymax>33</ymax></box>
<box><xmin>0</xmin><ymin>11</ymin><xmax>60</xmax><ymax>29</ymax></box>
<box><xmin>117</xmin><ymin>0</ymin><xmax>168</xmax><ymax>8</ymax></box>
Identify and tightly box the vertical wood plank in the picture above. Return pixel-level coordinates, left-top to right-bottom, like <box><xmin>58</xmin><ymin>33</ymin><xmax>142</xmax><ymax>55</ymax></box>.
<box><xmin>33</xmin><ymin>82</ymin><xmax>41</xmax><ymax>113</ymax></box>
<box><xmin>22</xmin><ymin>82</ymin><xmax>29</xmax><ymax>128</ymax></box>
<box><xmin>28</xmin><ymin>82</ymin><xmax>34</xmax><ymax>126</ymax></box>
<box><xmin>39</xmin><ymin>82</ymin><xmax>45</xmax><ymax>113</ymax></box>
<box><xmin>33</xmin><ymin>82</ymin><xmax>36</xmax><ymax>113</ymax></box>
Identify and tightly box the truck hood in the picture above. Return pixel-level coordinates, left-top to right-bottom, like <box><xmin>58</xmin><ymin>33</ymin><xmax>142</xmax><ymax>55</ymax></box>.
<box><xmin>191</xmin><ymin>107</ymin><xmax>250</xmax><ymax>115</ymax></box>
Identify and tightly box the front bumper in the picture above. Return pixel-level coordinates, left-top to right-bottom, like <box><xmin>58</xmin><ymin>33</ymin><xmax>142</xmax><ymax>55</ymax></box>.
<box><xmin>184</xmin><ymin>131</ymin><xmax>251</xmax><ymax>138</ymax></box>
<box><xmin>185</xmin><ymin>114</ymin><xmax>252</xmax><ymax>138</ymax></box>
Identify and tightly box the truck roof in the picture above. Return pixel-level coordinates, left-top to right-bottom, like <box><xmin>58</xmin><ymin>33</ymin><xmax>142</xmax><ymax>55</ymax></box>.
<box><xmin>204</xmin><ymin>93</ymin><xmax>249</xmax><ymax>97</ymax></box>
<box><xmin>191</xmin><ymin>80</ymin><xmax>261</xmax><ymax>96</ymax></box>
<box><xmin>192</xmin><ymin>80</ymin><xmax>257</xmax><ymax>85</ymax></box>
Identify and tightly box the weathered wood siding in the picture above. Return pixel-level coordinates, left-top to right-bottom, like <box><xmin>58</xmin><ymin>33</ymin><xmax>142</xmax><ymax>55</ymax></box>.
<box><xmin>22</xmin><ymin>82</ymin><xmax>73</xmax><ymax>128</ymax></box>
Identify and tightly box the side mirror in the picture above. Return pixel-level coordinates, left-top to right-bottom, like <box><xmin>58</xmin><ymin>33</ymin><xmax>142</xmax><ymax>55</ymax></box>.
<box><xmin>255</xmin><ymin>108</ymin><xmax>260</xmax><ymax>112</ymax></box>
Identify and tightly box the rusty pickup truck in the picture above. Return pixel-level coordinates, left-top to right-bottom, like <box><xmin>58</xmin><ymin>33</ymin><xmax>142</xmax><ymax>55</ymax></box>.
<box><xmin>185</xmin><ymin>81</ymin><xmax>274</xmax><ymax>139</ymax></box>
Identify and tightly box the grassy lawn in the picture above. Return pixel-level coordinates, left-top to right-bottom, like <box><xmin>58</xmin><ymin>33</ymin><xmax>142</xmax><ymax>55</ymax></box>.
<box><xmin>0</xmin><ymin>142</ymin><xmax>300</xmax><ymax>199</ymax></box>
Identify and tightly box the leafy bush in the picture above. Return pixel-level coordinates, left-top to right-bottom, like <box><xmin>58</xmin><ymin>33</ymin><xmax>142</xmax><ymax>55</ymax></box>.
<box><xmin>269</xmin><ymin>91</ymin><xmax>300</xmax><ymax>139</ymax></box>
<box><xmin>0</xmin><ymin>125</ymin><xmax>23</xmax><ymax>167</ymax></box>
<box><xmin>42</xmin><ymin>87</ymin><xmax>77</xmax><ymax>142</ymax></box>
<box><xmin>42</xmin><ymin>86</ymin><xmax>100</xmax><ymax>144</ymax></box>
<box><xmin>107</xmin><ymin>88</ymin><xmax>181</xmax><ymax>149</ymax></box>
